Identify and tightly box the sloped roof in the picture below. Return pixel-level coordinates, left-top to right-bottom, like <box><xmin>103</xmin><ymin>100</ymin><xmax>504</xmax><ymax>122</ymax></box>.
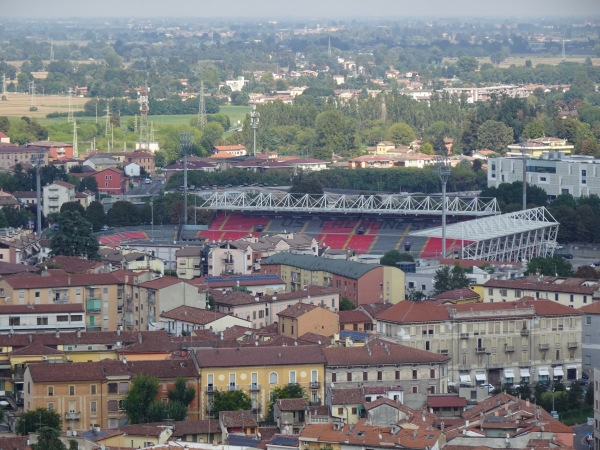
<box><xmin>262</xmin><ymin>253</ymin><xmax>381</xmax><ymax>279</ymax></box>
<box><xmin>160</xmin><ymin>305</ymin><xmax>228</xmax><ymax>325</ymax></box>
<box><xmin>196</xmin><ymin>345</ymin><xmax>326</xmax><ymax>368</ymax></box>
<box><xmin>220</xmin><ymin>410</ymin><xmax>257</xmax><ymax>428</ymax></box>
<box><xmin>330</xmin><ymin>387</ymin><xmax>363</xmax><ymax>405</ymax></box>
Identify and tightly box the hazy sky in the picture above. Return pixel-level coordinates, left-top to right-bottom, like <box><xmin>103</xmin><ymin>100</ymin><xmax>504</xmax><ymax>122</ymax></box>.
<box><xmin>4</xmin><ymin>0</ymin><xmax>599</xmax><ymax>19</ymax></box>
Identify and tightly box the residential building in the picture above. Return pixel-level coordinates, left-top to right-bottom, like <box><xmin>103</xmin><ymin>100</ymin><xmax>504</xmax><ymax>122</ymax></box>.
<box><xmin>28</xmin><ymin>141</ymin><xmax>73</xmax><ymax>161</ymax></box>
<box><xmin>162</xmin><ymin>158</ymin><xmax>217</xmax><ymax>182</ymax></box>
<box><xmin>214</xmin><ymin>145</ymin><xmax>248</xmax><ymax>157</ymax></box>
<box><xmin>12</xmin><ymin>190</ymin><xmax>39</xmax><ymax>207</ymax></box>
<box><xmin>123</xmin><ymin>162</ymin><xmax>140</xmax><ymax>177</ymax></box>
<box><xmin>322</xmin><ymin>338</ymin><xmax>450</xmax><ymax>410</ymax></box>
<box><xmin>274</xmin><ymin>398</ymin><xmax>307</xmax><ymax>434</ymax></box>
<box><xmin>111</xmin><ymin>151</ymin><xmax>156</xmax><ymax>175</ymax></box>
<box><xmin>219</xmin><ymin>410</ymin><xmax>258</xmax><ymax>442</ymax></box>
<box><xmin>338</xmin><ymin>309</ymin><xmax>375</xmax><ymax>333</ymax></box>
<box><xmin>23</xmin><ymin>358</ymin><xmax>200</xmax><ymax>431</ymax></box>
<box><xmin>579</xmin><ymin>302</ymin><xmax>600</xmax><ymax>380</ymax></box>
<box><xmin>261</xmin><ymin>253</ymin><xmax>405</xmax><ymax>305</ymax></box>
<box><xmin>427</xmin><ymin>394</ymin><xmax>467</xmax><ymax>418</ymax></box>
<box><xmin>0</xmin><ymin>228</ymin><xmax>43</xmax><ymax>264</ymax></box>
<box><xmin>327</xmin><ymin>387</ymin><xmax>364</xmax><ymax>424</ymax></box>
<box><xmin>375</xmin><ymin>299</ymin><xmax>582</xmax><ymax>388</ymax></box>
<box><xmin>209</xmin><ymin>233</ymin><xmax>319</xmax><ymax>276</ymax></box>
<box><xmin>169</xmin><ymin>419</ymin><xmax>220</xmax><ymax>444</ymax></box>
<box><xmin>0</xmin><ymin>146</ymin><xmax>48</xmax><ymax>171</ymax></box>
<box><xmin>0</xmin><ymin>191</ymin><xmax>19</xmax><ymax>209</ymax></box>
<box><xmin>481</xmin><ymin>276</ymin><xmax>599</xmax><ymax>309</ymax></box>
<box><xmin>42</xmin><ymin>180</ymin><xmax>75</xmax><ymax>217</ymax></box>
<box><xmin>175</xmin><ymin>246</ymin><xmax>206</xmax><ymax>279</ymax></box>
<box><xmin>75</xmin><ymin>189</ymin><xmax>94</xmax><ymax>209</ymax></box>
<box><xmin>0</xmin><ymin>131</ymin><xmax>10</xmax><ymax>144</ymax></box>
<box><xmin>194</xmin><ymin>274</ymin><xmax>286</xmax><ymax>296</ymax></box>
<box><xmin>99</xmin><ymin>248</ymin><xmax>164</xmax><ymax>274</ymax></box>
<box><xmin>487</xmin><ymin>154</ymin><xmax>600</xmax><ymax>198</ymax></box>
<box><xmin>92</xmin><ymin>168</ymin><xmax>127</xmax><ymax>195</ymax></box>
<box><xmin>82</xmin><ymin>154</ymin><xmax>120</xmax><ymax>171</ymax></box>
<box><xmin>195</xmin><ymin>345</ymin><xmax>326</xmax><ymax>420</ymax></box>
<box><xmin>506</xmin><ymin>137</ymin><xmax>574</xmax><ymax>157</ymax></box>
<box><xmin>211</xmin><ymin>286</ymin><xmax>339</xmax><ymax>329</ymax></box>
<box><xmin>277</xmin><ymin>302</ymin><xmax>339</xmax><ymax>339</ymax></box>
<box><xmin>0</xmin><ymin>304</ymin><xmax>85</xmax><ymax>333</ymax></box>
<box><xmin>348</xmin><ymin>155</ymin><xmax>394</xmax><ymax>169</ymax></box>
<box><xmin>159</xmin><ymin>305</ymin><xmax>252</xmax><ymax>334</ymax></box>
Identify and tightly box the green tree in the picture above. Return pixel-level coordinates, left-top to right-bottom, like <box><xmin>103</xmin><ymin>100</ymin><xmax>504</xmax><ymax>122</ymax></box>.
<box><xmin>78</xmin><ymin>176</ymin><xmax>98</xmax><ymax>193</ymax></box>
<box><xmin>60</xmin><ymin>201</ymin><xmax>86</xmax><ymax>216</ymax></box>
<box><xmin>31</xmin><ymin>426</ymin><xmax>67</xmax><ymax>450</ymax></box>
<box><xmin>314</xmin><ymin>109</ymin><xmax>357</xmax><ymax>157</ymax></box>
<box><xmin>386</xmin><ymin>123</ymin><xmax>415</xmax><ymax>146</ymax></box>
<box><xmin>433</xmin><ymin>264</ymin><xmax>471</xmax><ymax>295</ymax></box>
<box><xmin>106</xmin><ymin>200</ymin><xmax>141</xmax><ymax>226</ymax></box>
<box><xmin>16</xmin><ymin>408</ymin><xmax>62</xmax><ymax>435</ymax></box>
<box><xmin>85</xmin><ymin>201</ymin><xmax>107</xmax><ymax>232</ymax></box>
<box><xmin>50</xmin><ymin>211</ymin><xmax>99</xmax><ymax>259</ymax></box>
<box><xmin>477</xmin><ymin>120</ymin><xmax>514</xmax><ymax>154</ymax></box>
<box><xmin>340</xmin><ymin>297</ymin><xmax>356</xmax><ymax>310</ymax></box>
<box><xmin>525</xmin><ymin>256</ymin><xmax>574</xmax><ymax>277</ymax></box>
<box><xmin>121</xmin><ymin>374</ymin><xmax>160</xmax><ymax>424</ymax></box>
<box><xmin>200</xmin><ymin>122</ymin><xmax>224</xmax><ymax>153</ymax></box>
<box><xmin>211</xmin><ymin>390</ymin><xmax>252</xmax><ymax>415</ymax></box>
<box><xmin>266</xmin><ymin>384</ymin><xmax>305</xmax><ymax>422</ymax></box>
<box><xmin>380</xmin><ymin>249</ymin><xmax>414</xmax><ymax>267</ymax></box>
<box><xmin>168</xmin><ymin>377</ymin><xmax>196</xmax><ymax>408</ymax></box>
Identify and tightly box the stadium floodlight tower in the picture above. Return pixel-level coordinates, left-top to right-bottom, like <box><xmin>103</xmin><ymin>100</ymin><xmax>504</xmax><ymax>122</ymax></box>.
<box><xmin>250</xmin><ymin>105</ymin><xmax>260</xmax><ymax>157</ymax></box>
<box><xmin>519</xmin><ymin>137</ymin><xmax>527</xmax><ymax>211</ymax></box>
<box><xmin>435</xmin><ymin>153</ymin><xmax>451</xmax><ymax>258</ymax></box>
<box><xmin>180</xmin><ymin>131</ymin><xmax>193</xmax><ymax>226</ymax></box>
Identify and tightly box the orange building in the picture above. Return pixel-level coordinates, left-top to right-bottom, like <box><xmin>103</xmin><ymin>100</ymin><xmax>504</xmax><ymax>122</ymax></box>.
<box><xmin>28</xmin><ymin>141</ymin><xmax>73</xmax><ymax>161</ymax></box>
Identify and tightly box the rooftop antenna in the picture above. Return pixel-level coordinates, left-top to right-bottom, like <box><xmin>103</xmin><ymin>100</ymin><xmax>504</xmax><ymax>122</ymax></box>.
<box><xmin>2</xmin><ymin>74</ymin><xmax>7</xmax><ymax>101</ymax></box>
<box><xmin>138</xmin><ymin>85</ymin><xmax>150</xmax><ymax>150</ymax></box>
<box><xmin>197</xmin><ymin>80</ymin><xmax>207</xmax><ymax>130</ymax></box>
<box><xmin>50</xmin><ymin>38</ymin><xmax>55</xmax><ymax>62</ymax></box>
<box><xmin>67</xmin><ymin>87</ymin><xmax>73</xmax><ymax>122</ymax></box>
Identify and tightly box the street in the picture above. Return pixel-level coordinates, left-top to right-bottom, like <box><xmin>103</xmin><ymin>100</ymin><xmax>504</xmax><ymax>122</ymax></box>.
<box><xmin>573</xmin><ymin>423</ymin><xmax>593</xmax><ymax>450</ymax></box>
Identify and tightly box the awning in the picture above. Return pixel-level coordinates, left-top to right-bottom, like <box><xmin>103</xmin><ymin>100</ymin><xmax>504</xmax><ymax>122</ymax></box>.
<box><xmin>520</xmin><ymin>368</ymin><xmax>530</xmax><ymax>378</ymax></box>
<box><xmin>539</xmin><ymin>367</ymin><xmax>549</xmax><ymax>376</ymax></box>
<box><xmin>475</xmin><ymin>372</ymin><xmax>487</xmax><ymax>381</ymax></box>
<box><xmin>460</xmin><ymin>374</ymin><xmax>471</xmax><ymax>383</ymax></box>
<box><xmin>504</xmin><ymin>369</ymin><xmax>515</xmax><ymax>378</ymax></box>
<box><xmin>554</xmin><ymin>367</ymin><xmax>564</xmax><ymax>377</ymax></box>
<box><xmin>567</xmin><ymin>365</ymin><xmax>577</xmax><ymax>369</ymax></box>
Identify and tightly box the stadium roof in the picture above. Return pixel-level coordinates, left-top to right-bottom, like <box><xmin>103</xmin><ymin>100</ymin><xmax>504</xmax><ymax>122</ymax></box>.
<box><xmin>410</xmin><ymin>207</ymin><xmax>557</xmax><ymax>242</ymax></box>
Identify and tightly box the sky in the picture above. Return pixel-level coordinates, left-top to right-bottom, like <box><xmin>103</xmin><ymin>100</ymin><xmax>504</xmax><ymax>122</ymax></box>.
<box><xmin>3</xmin><ymin>0</ymin><xmax>599</xmax><ymax>19</ymax></box>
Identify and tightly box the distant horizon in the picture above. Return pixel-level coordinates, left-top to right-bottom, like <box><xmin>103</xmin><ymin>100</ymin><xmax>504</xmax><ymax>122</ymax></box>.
<box><xmin>4</xmin><ymin>0</ymin><xmax>600</xmax><ymax>19</ymax></box>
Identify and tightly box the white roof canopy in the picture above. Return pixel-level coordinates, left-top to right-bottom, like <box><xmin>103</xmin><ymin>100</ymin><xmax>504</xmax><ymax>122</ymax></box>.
<box><xmin>475</xmin><ymin>372</ymin><xmax>487</xmax><ymax>381</ymax></box>
<box><xmin>460</xmin><ymin>374</ymin><xmax>472</xmax><ymax>383</ymax></box>
<box><xmin>539</xmin><ymin>367</ymin><xmax>549</xmax><ymax>376</ymax></box>
<box><xmin>520</xmin><ymin>368</ymin><xmax>530</xmax><ymax>377</ymax></box>
<box><xmin>504</xmin><ymin>369</ymin><xmax>515</xmax><ymax>378</ymax></box>
<box><xmin>554</xmin><ymin>367</ymin><xmax>564</xmax><ymax>377</ymax></box>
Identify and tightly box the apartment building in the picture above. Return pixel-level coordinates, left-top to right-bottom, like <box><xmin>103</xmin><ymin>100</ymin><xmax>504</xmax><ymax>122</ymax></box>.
<box><xmin>323</xmin><ymin>338</ymin><xmax>450</xmax><ymax>410</ymax></box>
<box><xmin>23</xmin><ymin>358</ymin><xmax>200</xmax><ymax>431</ymax></box>
<box><xmin>481</xmin><ymin>276</ymin><xmax>600</xmax><ymax>309</ymax></box>
<box><xmin>0</xmin><ymin>228</ymin><xmax>43</xmax><ymax>264</ymax></box>
<box><xmin>42</xmin><ymin>180</ymin><xmax>75</xmax><ymax>217</ymax></box>
<box><xmin>0</xmin><ymin>304</ymin><xmax>85</xmax><ymax>334</ymax></box>
<box><xmin>175</xmin><ymin>246</ymin><xmax>207</xmax><ymax>279</ymax></box>
<box><xmin>211</xmin><ymin>285</ymin><xmax>340</xmax><ymax>329</ymax></box>
<box><xmin>580</xmin><ymin>302</ymin><xmax>600</xmax><ymax>380</ymax></box>
<box><xmin>375</xmin><ymin>299</ymin><xmax>582</xmax><ymax>388</ymax></box>
<box><xmin>0</xmin><ymin>146</ymin><xmax>48</xmax><ymax>171</ymax></box>
<box><xmin>195</xmin><ymin>345</ymin><xmax>326</xmax><ymax>420</ymax></box>
<box><xmin>28</xmin><ymin>141</ymin><xmax>73</xmax><ymax>161</ymax></box>
<box><xmin>262</xmin><ymin>253</ymin><xmax>405</xmax><ymax>305</ymax></box>
<box><xmin>277</xmin><ymin>302</ymin><xmax>340</xmax><ymax>339</ymax></box>
<box><xmin>159</xmin><ymin>305</ymin><xmax>251</xmax><ymax>335</ymax></box>
<box><xmin>594</xmin><ymin>367</ymin><xmax>599</xmax><ymax>450</ymax></box>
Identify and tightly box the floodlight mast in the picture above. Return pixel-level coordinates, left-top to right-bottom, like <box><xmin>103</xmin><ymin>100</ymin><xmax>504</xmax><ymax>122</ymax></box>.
<box><xmin>435</xmin><ymin>154</ymin><xmax>451</xmax><ymax>258</ymax></box>
<box><xmin>180</xmin><ymin>132</ymin><xmax>193</xmax><ymax>226</ymax></box>
<box><xmin>519</xmin><ymin>138</ymin><xmax>527</xmax><ymax>211</ymax></box>
<box><xmin>250</xmin><ymin>105</ymin><xmax>260</xmax><ymax>157</ymax></box>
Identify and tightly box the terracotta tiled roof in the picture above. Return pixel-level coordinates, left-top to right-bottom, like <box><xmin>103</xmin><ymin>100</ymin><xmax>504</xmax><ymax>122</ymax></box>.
<box><xmin>10</xmin><ymin>342</ymin><xmax>65</xmax><ymax>356</ymax></box>
<box><xmin>483</xmin><ymin>275</ymin><xmax>599</xmax><ymax>295</ymax></box>
<box><xmin>2</xmin><ymin>272</ymin><xmax>123</xmax><ymax>289</ymax></box>
<box><xmin>427</xmin><ymin>394</ymin><xmax>467</xmax><ymax>408</ymax></box>
<box><xmin>330</xmin><ymin>387</ymin><xmax>363</xmax><ymax>405</ymax></box>
<box><xmin>42</xmin><ymin>255</ymin><xmax>104</xmax><ymax>274</ymax></box>
<box><xmin>121</xmin><ymin>423</ymin><xmax>164</xmax><ymax>438</ymax></box>
<box><xmin>160</xmin><ymin>305</ymin><xmax>228</xmax><ymax>325</ymax></box>
<box><xmin>0</xmin><ymin>329</ymin><xmax>171</xmax><ymax>348</ymax></box>
<box><xmin>338</xmin><ymin>310</ymin><xmax>371</xmax><ymax>324</ymax></box>
<box><xmin>0</xmin><ymin>303</ymin><xmax>83</xmax><ymax>314</ymax></box>
<box><xmin>357</xmin><ymin>302</ymin><xmax>394</xmax><ymax>319</ymax></box>
<box><xmin>580</xmin><ymin>302</ymin><xmax>600</xmax><ymax>314</ymax></box>
<box><xmin>171</xmin><ymin>419</ymin><xmax>220</xmax><ymax>437</ymax></box>
<box><xmin>276</xmin><ymin>398</ymin><xmax>307</xmax><ymax>411</ymax></box>
<box><xmin>277</xmin><ymin>302</ymin><xmax>319</xmax><ymax>318</ymax></box>
<box><xmin>432</xmin><ymin>287</ymin><xmax>479</xmax><ymax>301</ymax></box>
<box><xmin>322</xmin><ymin>338</ymin><xmax>449</xmax><ymax>366</ymax></box>
<box><xmin>298</xmin><ymin>332</ymin><xmax>329</xmax><ymax>344</ymax></box>
<box><xmin>196</xmin><ymin>345</ymin><xmax>326</xmax><ymax>368</ymax></box>
<box><xmin>220</xmin><ymin>410</ymin><xmax>257</xmax><ymax>428</ymax></box>
<box><xmin>0</xmin><ymin>436</ymin><xmax>30</xmax><ymax>450</ymax></box>
<box><xmin>139</xmin><ymin>276</ymin><xmax>188</xmax><ymax>289</ymax></box>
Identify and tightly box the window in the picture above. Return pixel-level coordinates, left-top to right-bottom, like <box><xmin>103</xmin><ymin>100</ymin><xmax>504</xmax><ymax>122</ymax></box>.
<box><xmin>269</xmin><ymin>372</ymin><xmax>278</xmax><ymax>384</ymax></box>
<box><xmin>363</xmin><ymin>372</ymin><xmax>368</xmax><ymax>381</ymax></box>
<box><xmin>91</xmin><ymin>401</ymin><xmax>97</xmax><ymax>415</ymax></box>
<box><xmin>108</xmin><ymin>383</ymin><xmax>118</xmax><ymax>394</ymax></box>
<box><xmin>351</xmin><ymin>407</ymin><xmax>358</xmax><ymax>415</ymax></box>
<box><xmin>48</xmin><ymin>386</ymin><xmax>54</xmax><ymax>396</ymax></box>
<box><xmin>69</xmin><ymin>386</ymin><xmax>75</xmax><ymax>395</ymax></box>
<box><xmin>91</xmin><ymin>385</ymin><xmax>97</xmax><ymax>395</ymax></box>
<box><xmin>337</xmin><ymin>408</ymin><xmax>343</xmax><ymax>415</ymax></box>
<box><xmin>37</xmin><ymin>317</ymin><xmax>48</xmax><ymax>326</ymax></box>
<box><xmin>395</xmin><ymin>371</ymin><xmax>400</xmax><ymax>380</ymax></box>
<box><xmin>331</xmin><ymin>373</ymin><xmax>337</xmax><ymax>383</ymax></box>
<box><xmin>48</xmin><ymin>402</ymin><xmax>54</xmax><ymax>410</ymax></box>
<box><xmin>290</xmin><ymin>371</ymin><xmax>296</xmax><ymax>384</ymax></box>
<box><xmin>430</xmin><ymin>369</ymin><xmax>435</xmax><ymax>378</ymax></box>
<box><xmin>586</xmin><ymin>317</ymin><xmax>592</xmax><ymax>325</ymax></box>
<box><xmin>56</xmin><ymin>315</ymin><xmax>69</xmax><ymax>322</ymax></box>
<box><xmin>347</xmin><ymin>372</ymin><xmax>352</xmax><ymax>382</ymax></box>
<box><xmin>119</xmin><ymin>382</ymin><xmax>128</xmax><ymax>394</ymax></box>
<box><xmin>412</xmin><ymin>386</ymin><xmax>418</xmax><ymax>394</ymax></box>
<box><xmin>412</xmin><ymin>370</ymin><xmax>417</xmax><ymax>380</ymax></box>
<box><xmin>108</xmin><ymin>400</ymin><xmax>118</xmax><ymax>412</ymax></box>
<box><xmin>377</xmin><ymin>371</ymin><xmax>382</xmax><ymax>381</ymax></box>
<box><xmin>9</xmin><ymin>317</ymin><xmax>20</xmax><ymax>326</ymax></box>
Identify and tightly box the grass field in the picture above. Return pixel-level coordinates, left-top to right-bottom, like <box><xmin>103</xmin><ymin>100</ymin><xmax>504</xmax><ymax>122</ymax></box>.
<box><xmin>443</xmin><ymin>56</ymin><xmax>600</xmax><ymax>68</ymax></box>
<box><xmin>0</xmin><ymin>92</ymin><xmax>87</xmax><ymax>118</ymax></box>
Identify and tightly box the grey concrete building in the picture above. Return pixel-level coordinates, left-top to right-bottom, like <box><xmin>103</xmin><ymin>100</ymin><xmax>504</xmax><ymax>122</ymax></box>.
<box><xmin>580</xmin><ymin>302</ymin><xmax>600</xmax><ymax>380</ymax></box>
<box><xmin>488</xmin><ymin>154</ymin><xmax>600</xmax><ymax>199</ymax></box>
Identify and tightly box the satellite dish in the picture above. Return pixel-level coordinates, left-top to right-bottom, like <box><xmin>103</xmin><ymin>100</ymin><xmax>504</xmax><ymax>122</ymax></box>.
<box><xmin>116</xmin><ymin>341</ymin><xmax>122</xmax><ymax>347</ymax></box>
<box><xmin>330</xmin><ymin>382</ymin><xmax>335</xmax><ymax>388</ymax></box>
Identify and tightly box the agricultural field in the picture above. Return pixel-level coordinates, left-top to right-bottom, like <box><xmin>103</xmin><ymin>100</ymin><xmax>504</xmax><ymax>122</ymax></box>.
<box><xmin>0</xmin><ymin>93</ymin><xmax>87</xmax><ymax>118</ymax></box>
<box><xmin>444</xmin><ymin>56</ymin><xmax>600</xmax><ymax>68</ymax></box>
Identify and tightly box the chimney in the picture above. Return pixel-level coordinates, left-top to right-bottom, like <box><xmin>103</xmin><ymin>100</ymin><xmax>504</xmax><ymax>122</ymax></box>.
<box><xmin>55</xmin><ymin>330</ymin><xmax>60</xmax><ymax>339</ymax></box>
<box><xmin>138</xmin><ymin>333</ymin><xmax>142</xmax><ymax>344</ymax></box>
<box><xmin>77</xmin><ymin>329</ymin><xmax>81</xmax><ymax>338</ymax></box>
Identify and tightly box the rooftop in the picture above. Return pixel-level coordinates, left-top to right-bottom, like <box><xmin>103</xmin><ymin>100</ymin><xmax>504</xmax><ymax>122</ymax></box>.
<box><xmin>263</xmin><ymin>253</ymin><xmax>381</xmax><ymax>279</ymax></box>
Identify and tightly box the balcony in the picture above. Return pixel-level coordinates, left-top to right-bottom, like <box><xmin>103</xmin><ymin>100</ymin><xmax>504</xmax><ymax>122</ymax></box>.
<box><xmin>86</xmin><ymin>326</ymin><xmax>101</xmax><ymax>332</ymax></box>
<box><xmin>475</xmin><ymin>347</ymin><xmax>487</xmax><ymax>354</ymax></box>
<box><xmin>206</xmin><ymin>385</ymin><xmax>215</xmax><ymax>392</ymax></box>
<box><xmin>504</xmin><ymin>345</ymin><xmax>515</xmax><ymax>352</ymax></box>
<box><xmin>520</xmin><ymin>329</ymin><xmax>530</xmax><ymax>336</ymax></box>
<box><xmin>460</xmin><ymin>333</ymin><xmax>469</xmax><ymax>339</ymax></box>
<box><xmin>568</xmin><ymin>342</ymin><xmax>578</xmax><ymax>349</ymax></box>
<box><xmin>53</xmin><ymin>296</ymin><xmax>69</xmax><ymax>304</ymax></box>
<box><xmin>309</xmin><ymin>381</ymin><xmax>321</xmax><ymax>390</ymax></box>
<box><xmin>458</xmin><ymin>364</ymin><xmax>471</xmax><ymax>371</ymax></box>
<box><xmin>86</xmin><ymin>308</ymin><xmax>101</xmax><ymax>315</ymax></box>
<box><xmin>228</xmin><ymin>385</ymin><xmax>237</xmax><ymax>391</ymax></box>
<box><xmin>439</xmin><ymin>349</ymin><xmax>449</xmax><ymax>355</ymax></box>
<box><xmin>65</xmin><ymin>411</ymin><xmax>81</xmax><ymax>421</ymax></box>
<box><xmin>539</xmin><ymin>343</ymin><xmax>550</xmax><ymax>351</ymax></box>
<box><xmin>248</xmin><ymin>384</ymin><xmax>261</xmax><ymax>391</ymax></box>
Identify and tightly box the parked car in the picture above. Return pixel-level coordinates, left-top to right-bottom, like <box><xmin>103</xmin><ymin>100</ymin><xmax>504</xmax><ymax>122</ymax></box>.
<box><xmin>479</xmin><ymin>383</ymin><xmax>495</xmax><ymax>393</ymax></box>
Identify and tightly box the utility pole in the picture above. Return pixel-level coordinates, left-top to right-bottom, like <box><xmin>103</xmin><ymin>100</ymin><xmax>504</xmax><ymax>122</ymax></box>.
<box><xmin>180</xmin><ymin>132</ymin><xmax>193</xmax><ymax>226</ymax></box>
<box><xmin>197</xmin><ymin>80</ymin><xmax>207</xmax><ymax>130</ymax></box>
<box><xmin>250</xmin><ymin>105</ymin><xmax>260</xmax><ymax>157</ymax></box>
<box><xmin>72</xmin><ymin>119</ymin><xmax>78</xmax><ymax>158</ymax></box>
<box><xmin>520</xmin><ymin>138</ymin><xmax>527</xmax><ymax>211</ymax></box>
<box><xmin>2</xmin><ymin>74</ymin><xmax>7</xmax><ymax>101</ymax></box>
<box><xmin>435</xmin><ymin>154</ymin><xmax>451</xmax><ymax>259</ymax></box>
<box><xmin>67</xmin><ymin>87</ymin><xmax>73</xmax><ymax>122</ymax></box>
<box><xmin>34</xmin><ymin>148</ymin><xmax>45</xmax><ymax>236</ymax></box>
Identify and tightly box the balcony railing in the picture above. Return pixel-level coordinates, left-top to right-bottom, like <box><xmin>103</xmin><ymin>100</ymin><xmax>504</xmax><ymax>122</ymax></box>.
<box><xmin>228</xmin><ymin>385</ymin><xmax>237</xmax><ymax>391</ymax></box>
<box><xmin>460</xmin><ymin>333</ymin><xmax>469</xmax><ymax>339</ymax></box>
<box><xmin>86</xmin><ymin>308</ymin><xmax>101</xmax><ymax>314</ymax></box>
<box><xmin>568</xmin><ymin>342</ymin><xmax>578</xmax><ymax>349</ymax></box>
<box><xmin>504</xmin><ymin>345</ymin><xmax>515</xmax><ymax>352</ymax></box>
<box><xmin>475</xmin><ymin>347</ymin><xmax>487</xmax><ymax>354</ymax></box>
<box><xmin>520</xmin><ymin>329</ymin><xmax>530</xmax><ymax>336</ymax></box>
<box><xmin>206</xmin><ymin>385</ymin><xmax>215</xmax><ymax>392</ymax></box>
<box><xmin>65</xmin><ymin>411</ymin><xmax>81</xmax><ymax>420</ymax></box>
<box><xmin>249</xmin><ymin>384</ymin><xmax>261</xmax><ymax>391</ymax></box>
<box><xmin>539</xmin><ymin>343</ymin><xmax>550</xmax><ymax>351</ymax></box>
<box><xmin>86</xmin><ymin>326</ymin><xmax>102</xmax><ymax>332</ymax></box>
<box><xmin>309</xmin><ymin>381</ymin><xmax>321</xmax><ymax>390</ymax></box>
<box><xmin>439</xmin><ymin>349</ymin><xmax>449</xmax><ymax>355</ymax></box>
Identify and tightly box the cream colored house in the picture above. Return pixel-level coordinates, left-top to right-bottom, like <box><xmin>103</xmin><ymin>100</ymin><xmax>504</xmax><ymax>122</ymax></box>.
<box><xmin>42</xmin><ymin>180</ymin><xmax>76</xmax><ymax>217</ymax></box>
<box><xmin>159</xmin><ymin>305</ymin><xmax>251</xmax><ymax>335</ymax></box>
